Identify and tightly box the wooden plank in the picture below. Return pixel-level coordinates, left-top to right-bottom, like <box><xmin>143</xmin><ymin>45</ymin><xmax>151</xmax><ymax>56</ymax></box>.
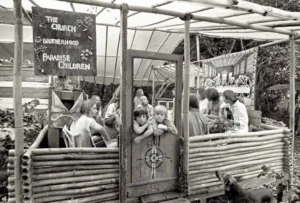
<box><xmin>127</xmin><ymin>179</ymin><xmax>177</xmax><ymax>197</ymax></box>
<box><xmin>32</xmin><ymin>7</ymin><xmax>97</xmax><ymax>76</ymax></box>
<box><xmin>0</xmin><ymin>86</ymin><xmax>49</xmax><ymax>98</ymax></box>
<box><xmin>48</xmin><ymin>87</ymin><xmax>60</xmax><ymax>148</ymax></box>
<box><xmin>162</xmin><ymin>191</ymin><xmax>183</xmax><ymax>200</ymax></box>
<box><xmin>161</xmin><ymin>198</ymin><xmax>190</xmax><ymax>203</ymax></box>
<box><xmin>141</xmin><ymin>193</ymin><xmax>166</xmax><ymax>203</ymax></box>
<box><xmin>247</xmin><ymin>110</ymin><xmax>262</xmax><ymax>126</ymax></box>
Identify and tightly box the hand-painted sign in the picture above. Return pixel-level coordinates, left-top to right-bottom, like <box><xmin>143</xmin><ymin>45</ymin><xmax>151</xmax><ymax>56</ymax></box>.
<box><xmin>32</xmin><ymin>7</ymin><xmax>97</xmax><ymax>76</ymax></box>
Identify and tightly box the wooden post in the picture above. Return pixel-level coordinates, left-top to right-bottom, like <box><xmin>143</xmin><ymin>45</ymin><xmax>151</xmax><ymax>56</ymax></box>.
<box><xmin>196</xmin><ymin>34</ymin><xmax>200</xmax><ymax>89</ymax></box>
<box><xmin>13</xmin><ymin>0</ymin><xmax>24</xmax><ymax>202</ymax></box>
<box><xmin>183</xmin><ymin>16</ymin><xmax>191</xmax><ymax>196</ymax></box>
<box><xmin>120</xmin><ymin>3</ymin><xmax>128</xmax><ymax>203</ymax></box>
<box><xmin>289</xmin><ymin>35</ymin><xmax>296</xmax><ymax>189</ymax></box>
<box><xmin>152</xmin><ymin>66</ymin><xmax>155</xmax><ymax>105</ymax></box>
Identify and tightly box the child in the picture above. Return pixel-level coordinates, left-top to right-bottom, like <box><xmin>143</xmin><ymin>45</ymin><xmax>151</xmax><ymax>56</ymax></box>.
<box><xmin>137</xmin><ymin>96</ymin><xmax>154</xmax><ymax>119</ymax></box>
<box><xmin>133</xmin><ymin>107</ymin><xmax>154</xmax><ymax>144</ymax></box>
<box><xmin>152</xmin><ymin>105</ymin><xmax>178</xmax><ymax>136</ymax></box>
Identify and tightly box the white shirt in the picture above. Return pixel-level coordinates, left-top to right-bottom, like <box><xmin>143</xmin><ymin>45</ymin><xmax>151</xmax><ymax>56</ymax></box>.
<box><xmin>229</xmin><ymin>100</ymin><xmax>249</xmax><ymax>133</ymax></box>
<box><xmin>105</xmin><ymin>103</ymin><xmax>118</xmax><ymax>118</ymax></box>
<box><xmin>199</xmin><ymin>98</ymin><xmax>209</xmax><ymax>114</ymax></box>
<box><xmin>70</xmin><ymin>115</ymin><xmax>96</xmax><ymax>147</ymax></box>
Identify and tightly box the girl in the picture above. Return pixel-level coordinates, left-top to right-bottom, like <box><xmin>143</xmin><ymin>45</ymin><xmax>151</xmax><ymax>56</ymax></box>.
<box><xmin>152</xmin><ymin>105</ymin><xmax>178</xmax><ymax>136</ymax></box>
<box><xmin>133</xmin><ymin>107</ymin><xmax>153</xmax><ymax>144</ymax></box>
<box><xmin>70</xmin><ymin>100</ymin><xmax>113</xmax><ymax>147</ymax></box>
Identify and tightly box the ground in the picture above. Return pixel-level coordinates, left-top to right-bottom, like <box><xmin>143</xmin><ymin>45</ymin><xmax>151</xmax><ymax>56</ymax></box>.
<box><xmin>207</xmin><ymin>135</ymin><xmax>300</xmax><ymax>203</ymax></box>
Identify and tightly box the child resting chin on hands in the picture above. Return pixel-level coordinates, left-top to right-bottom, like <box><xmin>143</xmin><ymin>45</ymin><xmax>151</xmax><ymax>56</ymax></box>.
<box><xmin>133</xmin><ymin>107</ymin><xmax>154</xmax><ymax>144</ymax></box>
<box><xmin>152</xmin><ymin>105</ymin><xmax>178</xmax><ymax>136</ymax></box>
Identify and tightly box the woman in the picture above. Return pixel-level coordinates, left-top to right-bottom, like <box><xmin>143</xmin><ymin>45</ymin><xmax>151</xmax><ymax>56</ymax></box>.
<box><xmin>223</xmin><ymin>90</ymin><xmax>249</xmax><ymax>133</ymax></box>
<box><xmin>70</xmin><ymin>100</ymin><xmax>112</xmax><ymax>147</ymax></box>
<box><xmin>198</xmin><ymin>87</ymin><xmax>209</xmax><ymax>114</ymax></box>
<box><xmin>206</xmin><ymin>88</ymin><xmax>224</xmax><ymax>117</ymax></box>
<box><xmin>188</xmin><ymin>94</ymin><xmax>208</xmax><ymax>136</ymax></box>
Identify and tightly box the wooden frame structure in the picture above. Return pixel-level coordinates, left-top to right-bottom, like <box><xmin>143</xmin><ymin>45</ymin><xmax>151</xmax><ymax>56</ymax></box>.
<box><xmin>12</xmin><ymin>0</ymin><xmax>297</xmax><ymax>202</ymax></box>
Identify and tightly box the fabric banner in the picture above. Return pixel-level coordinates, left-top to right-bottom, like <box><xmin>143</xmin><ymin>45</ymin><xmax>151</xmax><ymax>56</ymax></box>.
<box><xmin>201</xmin><ymin>47</ymin><xmax>258</xmax><ymax>107</ymax></box>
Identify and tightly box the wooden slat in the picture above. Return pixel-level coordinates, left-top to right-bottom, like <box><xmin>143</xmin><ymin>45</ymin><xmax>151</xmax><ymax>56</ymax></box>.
<box><xmin>141</xmin><ymin>193</ymin><xmax>166</xmax><ymax>203</ymax></box>
<box><xmin>0</xmin><ymin>86</ymin><xmax>48</xmax><ymax>98</ymax></box>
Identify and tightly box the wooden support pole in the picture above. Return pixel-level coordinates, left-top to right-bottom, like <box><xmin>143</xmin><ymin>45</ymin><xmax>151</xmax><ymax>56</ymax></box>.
<box><xmin>119</xmin><ymin>3</ymin><xmax>128</xmax><ymax>203</ymax></box>
<box><xmin>152</xmin><ymin>66</ymin><xmax>155</xmax><ymax>105</ymax></box>
<box><xmin>183</xmin><ymin>17</ymin><xmax>191</xmax><ymax>195</ymax></box>
<box><xmin>196</xmin><ymin>34</ymin><xmax>200</xmax><ymax>89</ymax></box>
<box><xmin>289</xmin><ymin>34</ymin><xmax>296</xmax><ymax>189</ymax></box>
<box><xmin>13</xmin><ymin>0</ymin><xmax>24</xmax><ymax>202</ymax></box>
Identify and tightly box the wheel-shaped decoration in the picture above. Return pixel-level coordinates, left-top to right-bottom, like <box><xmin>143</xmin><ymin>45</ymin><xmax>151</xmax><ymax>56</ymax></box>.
<box><xmin>145</xmin><ymin>145</ymin><xmax>164</xmax><ymax>169</ymax></box>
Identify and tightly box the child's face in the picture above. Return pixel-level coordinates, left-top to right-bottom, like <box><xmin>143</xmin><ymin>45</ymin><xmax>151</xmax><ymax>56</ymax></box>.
<box><xmin>155</xmin><ymin>112</ymin><xmax>165</xmax><ymax>123</ymax></box>
<box><xmin>136</xmin><ymin>114</ymin><xmax>147</xmax><ymax>125</ymax></box>
<box><xmin>141</xmin><ymin>97</ymin><xmax>148</xmax><ymax>105</ymax></box>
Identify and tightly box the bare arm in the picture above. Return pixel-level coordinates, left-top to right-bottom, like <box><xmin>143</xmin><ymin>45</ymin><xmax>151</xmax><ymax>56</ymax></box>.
<box><xmin>134</xmin><ymin>125</ymin><xmax>154</xmax><ymax>144</ymax></box>
<box><xmin>165</xmin><ymin>120</ymin><xmax>178</xmax><ymax>135</ymax></box>
<box><xmin>90</xmin><ymin>121</ymin><xmax>110</xmax><ymax>141</ymax></box>
<box><xmin>133</xmin><ymin>120</ymin><xmax>150</xmax><ymax>135</ymax></box>
<box><xmin>152</xmin><ymin>119</ymin><xmax>164</xmax><ymax>136</ymax></box>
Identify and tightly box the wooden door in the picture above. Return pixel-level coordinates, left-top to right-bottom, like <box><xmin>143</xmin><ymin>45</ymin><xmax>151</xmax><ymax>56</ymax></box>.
<box><xmin>126</xmin><ymin>50</ymin><xmax>183</xmax><ymax>197</ymax></box>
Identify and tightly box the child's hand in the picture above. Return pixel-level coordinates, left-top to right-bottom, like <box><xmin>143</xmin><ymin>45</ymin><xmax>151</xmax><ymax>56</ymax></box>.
<box><xmin>158</xmin><ymin>124</ymin><xmax>167</xmax><ymax>130</ymax></box>
<box><xmin>133</xmin><ymin>136</ymin><xmax>142</xmax><ymax>144</ymax></box>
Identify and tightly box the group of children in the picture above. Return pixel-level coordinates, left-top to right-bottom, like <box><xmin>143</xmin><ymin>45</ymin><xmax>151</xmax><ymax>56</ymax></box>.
<box><xmin>132</xmin><ymin>89</ymin><xmax>178</xmax><ymax>144</ymax></box>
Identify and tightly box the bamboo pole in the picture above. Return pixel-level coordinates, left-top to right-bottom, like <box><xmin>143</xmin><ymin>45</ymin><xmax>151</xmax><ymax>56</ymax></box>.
<box><xmin>152</xmin><ymin>66</ymin><xmax>155</xmax><ymax>105</ymax></box>
<box><xmin>28</xmin><ymin>125</ymin><xmax>48</xmax><ymax>149</ymax></box>
<box><xmin>32</xmin><ymin>164</ymin><xmax>119</xmax><ymax>174</ymax></box>
<box><xmin>33</xmin><ymin>169</ymin><xmax>119</xmax><ymax>180</ymax></box>
<box><xmin>34</xmin><ymin>183</ymin><xmax>118</xmax><ymax>199</ymax></box>
<box><xmin>182</xmin><ymin>16</ymin><xmax>191</xmax><ymax>196</ymax></box>
<box><xmin>33</xmin><ymin>178</ymin><xmax>118</xmax><ymax>193</ymax></box>
<box><xmin>189</xmin><ymin>138</ymin><xmax>283</xmax><ymax>153</ymax></box>
<box><xmin>32</xmin><ymin>159</ymin><xmax>119</xmax><ymax>167</ymax></box>
<box><xmin>13</xmin><ymin>0</ymin><xmax>24</xmax><ymax>201</ymax></box>
<box><xmin>196</xmin><ymin>34</ymin><xmax>200</xmax><ymax>89</ymax></box>
<box><xmin>189</xmin><ymin>133</ymin><xmax>285</xmax><ymax>148</ymax></box>
<box><xmin>55</xmin><ymin>0</ymin><xmax>298</xmax><ymax>36</ymax></box>
<box><xmin>189</xmin><ymin>129</ymin><xmax>285</xmax><ymax>142</ymax></box>
<box><xmin>189</xmin><ymin>157</ymin><xmax>283</xmax><ymax>175</ymax></box>
<box><xmin>289</xmin><ymin>34</ymin><xmax>296</xmax><ymax>190</ymax></box>
<box><xmin>189</xmin><ymin>142</ymin><xmax>284</xmax><ymax>158</ymax></box>
<box><xmin>34</xmin><ymin>190</ymin><xmax>118</xmax><ymax>203</ymax></box>
<box><xmin>259</xmin><ymin>38</ymin><xmax>289</xmax><ymax>48</ymax></box>
<box><xmin>32</xmin><ymin>153</ymin><xmax>119</xmax><ymax>161</ymax></box>
<box><xmin>120</xmin><ymin>4</ymin><xmax>128</xmax><ymax>203</ymax></box>
<box><xmin>189</xmin><ymin>146</ymin><xmax>285</xmax><ymax>162</ymax></box>
<box><xmin>190</xmin><ymin>153</ymin><xmax>284</xmax><ymax>170</ymax></box>
<box><xmin>32</xmin><ymin>173</ymin><xmax>119</xmax><ymax>187</ymax></box>
<box><xmin>189</xmin><ymin>148</ymin><xmax>284</xmax><ymax>165</ymax></box>
<box><xmin>31</xmin><ymin>148</ymin><xmax>119</xmax><ymax>154</ymax></box>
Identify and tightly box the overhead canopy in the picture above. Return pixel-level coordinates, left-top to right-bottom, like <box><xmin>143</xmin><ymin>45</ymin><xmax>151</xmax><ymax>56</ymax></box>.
<box><xmin>0</xmin><ymin>0</ymin><xmax>299</xmax><ymax>85</ymax></box>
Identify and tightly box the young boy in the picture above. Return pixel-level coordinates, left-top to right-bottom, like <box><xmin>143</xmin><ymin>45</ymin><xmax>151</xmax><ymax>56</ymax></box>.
<box><xmin>133</xmin><ymin>107</ymin><xmax>154</xmax><ymax>144</ymax></box>
<box><xmin>137</xmin><ymin>96</ymin><xmax>154</xmax><ymax>119</ymax></box>
<box><xmin>152</xmin><ymin>105</ymin><xmax>178</xmax><ymax>136</ymax></box>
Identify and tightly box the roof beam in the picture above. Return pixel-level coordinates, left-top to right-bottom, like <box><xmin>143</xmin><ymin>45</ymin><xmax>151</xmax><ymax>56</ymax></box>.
<box><xmin>58</xmin><ymin>0</ymin><xmax>299</xmax><ymax>36</ymax></box>
<box><xmin>176</xmin><ymin>0</ymin><xmax>300</xmax><ymax>21</ymax></box>
<box><xmin>96</xmin><ymin>0</ymin><xmax>116</xmax><ymax>17</ymax></box>
<box><xmin>116</xmin><ymin>1</ymin><xmax>173</xmax><ymax>25</ymax></box>
<box><xmin>28</xmin><ymin>0</ymin><xmax>39</xmax><ymax>7</ymax></box>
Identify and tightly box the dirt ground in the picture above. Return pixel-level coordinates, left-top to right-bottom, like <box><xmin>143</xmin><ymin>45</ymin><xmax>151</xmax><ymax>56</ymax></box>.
<box><xmin>207</xmin><ymin>135</ymin><xmax>300</xmax><ymax>203</ymax></box>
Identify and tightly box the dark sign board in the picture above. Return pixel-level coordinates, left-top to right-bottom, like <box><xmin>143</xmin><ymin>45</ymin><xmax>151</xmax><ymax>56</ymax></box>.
<box><xmin>32</xmin><ymin>7</ymin><xmax>97</xmax><ymax>76</ymax></box>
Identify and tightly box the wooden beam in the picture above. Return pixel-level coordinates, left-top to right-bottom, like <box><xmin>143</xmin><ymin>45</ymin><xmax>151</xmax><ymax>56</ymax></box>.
<box><xmin>259</xmin><ymin>38</ymin><xmax>289</xmax><ymax>48</ymax></box>
<box><xmin>183</xmin><ymin>17</ymin><xmax>191</xmax><ymax>196</ymax></box>
<box><xmin>13</xmin><ymin>0</ymin><xmax>24</xmax><ymax>202</ymax></box>
<box><xmin>152</xmin><ymin>66</ymin><xmax>155</xmax><ymax>105</ymax></box>
<box><xmin>196</xmin><ymin>34</ymin><xmax>200</xmax><ymax>89</ymax></box>
<box><xmin>119</xmin><ymin>3</ymin><xmax>128</xmax><ymax>203</ymax></box>
<box><xmin>57</xmin><ymin>0</ymin><xmax>298</xmax><ymax>36</ymax></box>
<box><xmin>22</xmin><ymin>7</ymin><xmax>32</xmax><ymax>24</ymax></box>
<box><xmin>289</xmin><ymin>34</ymin><xmax>296</xmax><ymax>189</ymax></box>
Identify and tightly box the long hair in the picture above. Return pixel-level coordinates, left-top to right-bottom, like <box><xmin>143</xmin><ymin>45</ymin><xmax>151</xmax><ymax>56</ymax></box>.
<box><xmin>205</xmin><ymin>88</ymin><xmax>220</xmax><ymax>101</ymax></box>
<box><xmin>189</xmin><ymin>94</ymin><xmax>199</xmax><ymax>110</ymax></box>
<box><xmin>80</xmin><ymin>100</ymin><xmax>96</xmax><ymax>116</ymax></box>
